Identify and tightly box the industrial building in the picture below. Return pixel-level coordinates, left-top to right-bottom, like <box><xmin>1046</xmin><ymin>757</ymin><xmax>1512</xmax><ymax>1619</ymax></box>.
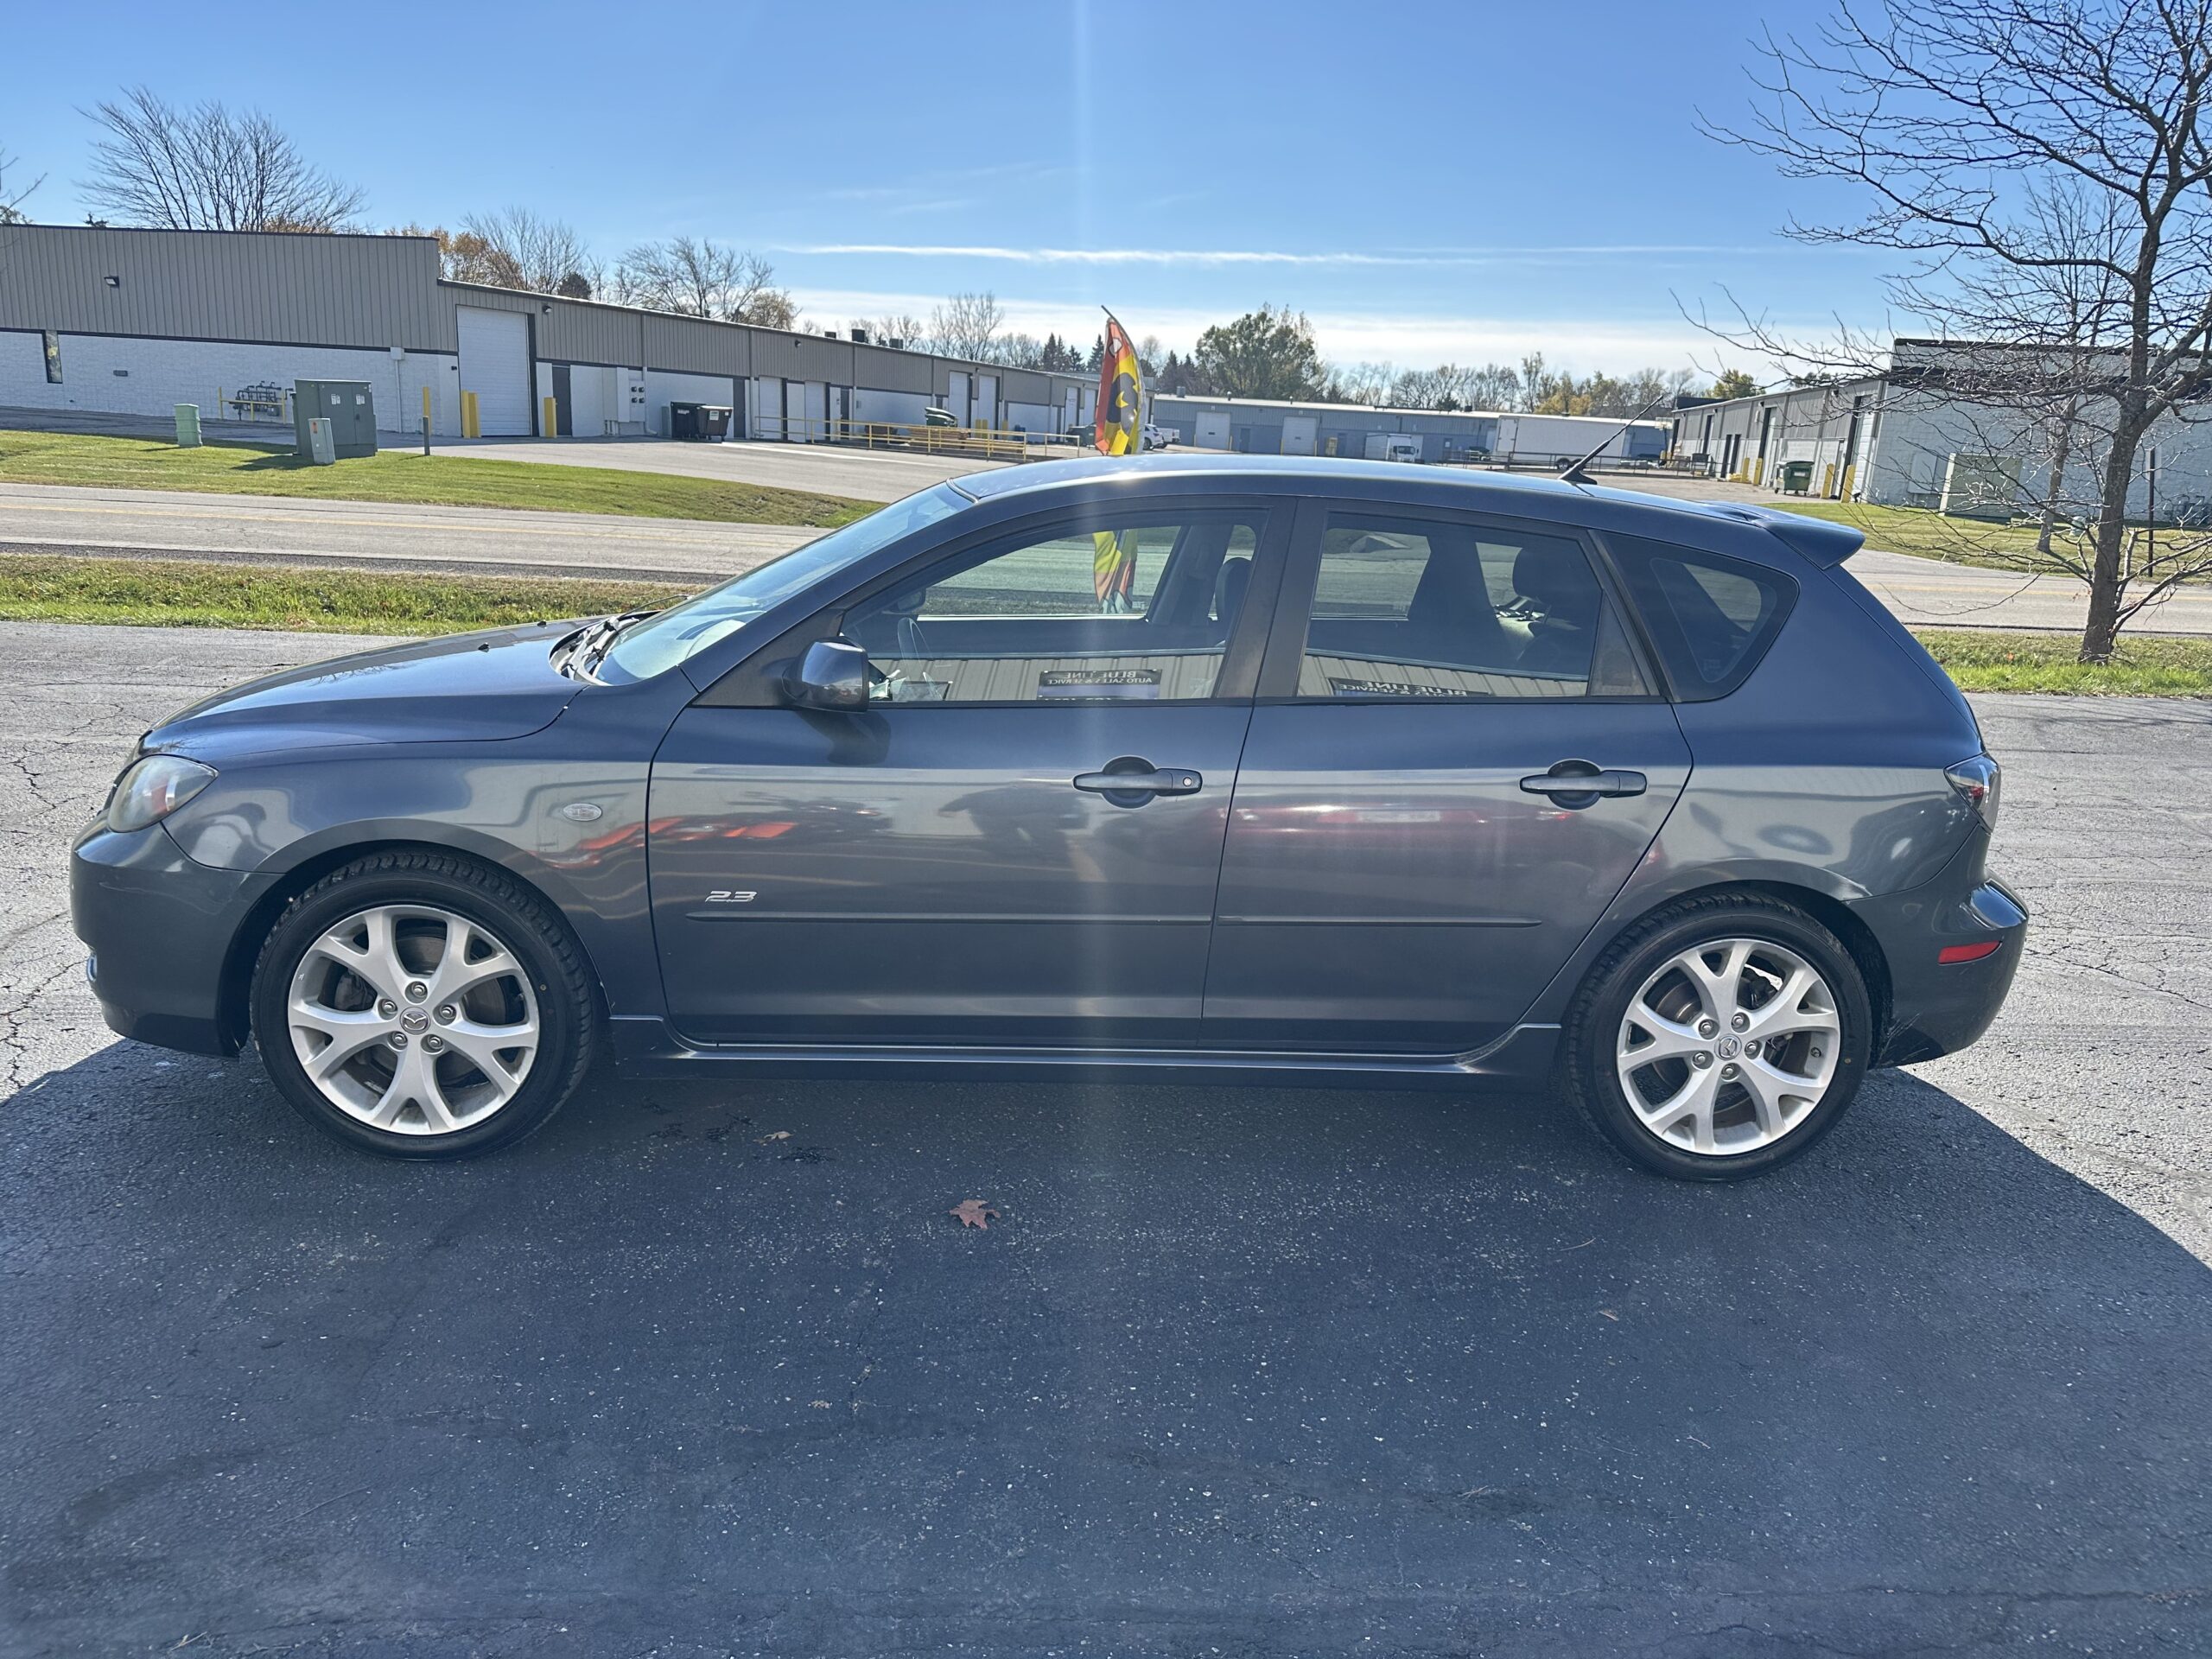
<box><xmin>1669</xmin><ymin>340</ymin><xmax>2212</xmax><ymax>517</ymax></box>
<box><xmin>1150</xmin><ymin>394</ymin><xmax>1669</xmax><ymax>466</ymax></box>
<box><xmin>0</xmin><ymin>223</ymin><xmax>1098</xmax><ymax>444</ymax></box>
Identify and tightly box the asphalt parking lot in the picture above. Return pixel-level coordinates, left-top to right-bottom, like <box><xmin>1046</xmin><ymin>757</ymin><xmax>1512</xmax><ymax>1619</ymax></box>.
<box><xmin>3</xmin><ymin>622</ymin><xmax>2209</xmax><ymax>1656</ymax></box>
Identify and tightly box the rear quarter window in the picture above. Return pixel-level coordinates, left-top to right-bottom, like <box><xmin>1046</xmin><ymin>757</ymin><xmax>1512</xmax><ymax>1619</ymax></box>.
<box><xmin>1603</xmin><ymin>533</ymin><xmax>1796</xmax><ymax>700</ymax></box>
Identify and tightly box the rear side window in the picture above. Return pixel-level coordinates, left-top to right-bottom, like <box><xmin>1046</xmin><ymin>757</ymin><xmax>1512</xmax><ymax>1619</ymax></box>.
<box><xmin>1605</xmin><ymin>534</ymin><xmax>1795</xmax><ymax>699</ymax></box>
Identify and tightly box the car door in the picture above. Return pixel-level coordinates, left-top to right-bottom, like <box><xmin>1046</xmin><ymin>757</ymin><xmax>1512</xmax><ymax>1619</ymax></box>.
<box><xmin>648</xmin><ymin>497</ymin><xmax>1287</xmax><ymax>1047</ymax></box>
<box><xmin>1202</xmin><ymin>499</ymin><xmax>1692</xmax><ymax>1054</ymax></box>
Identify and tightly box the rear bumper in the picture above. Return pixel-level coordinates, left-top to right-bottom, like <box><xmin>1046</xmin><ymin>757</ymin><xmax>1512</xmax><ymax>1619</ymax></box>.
<box><xmin>70</xmin><ymin>819</ymin><xmax>267</xmax><ymax>1056</ymax></box>
<box><xmin>1850</xmin><ymin>835</ymin><xmax>2027</xmax><ymax>1065</ymax></box>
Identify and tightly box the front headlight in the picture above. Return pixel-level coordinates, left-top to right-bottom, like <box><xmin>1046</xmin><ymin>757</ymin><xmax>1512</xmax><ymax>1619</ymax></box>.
<box><xmin>106</xmin><ymin>753</ymin><xmax>217</xmax><ymax>833</ymax></box>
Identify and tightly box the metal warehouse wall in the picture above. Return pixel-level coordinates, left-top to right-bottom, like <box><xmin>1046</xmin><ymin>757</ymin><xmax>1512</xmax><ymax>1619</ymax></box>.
<box><xmin>0</xmin><ymin>225</ymin><xmax>450</xmax><ymax>351</ymax></box>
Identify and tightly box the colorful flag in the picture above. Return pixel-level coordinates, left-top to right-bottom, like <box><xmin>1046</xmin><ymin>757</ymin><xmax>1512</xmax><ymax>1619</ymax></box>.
<box><xmin>1092</xmin><ymin>314</ymin><xmax>1144</xmax><ymax>608</ymax></box>
<box><xmin>1093</xmin><ymin>528</ymin><xmax>1137</xmax><ymax>611</ymax></box>
<box><xmin>1094</xmin><ymin>314</ymin><xmax>1142</xmax><ymax>456</ymax></box>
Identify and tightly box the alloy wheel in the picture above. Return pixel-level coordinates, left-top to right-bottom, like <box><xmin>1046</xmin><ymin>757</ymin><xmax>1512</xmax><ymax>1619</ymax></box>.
<box><xmin>1615</xmin><ymin>937</ymin><xmax>1841</xmax><ymax>1156</ymax></box>
<box><xmin>284</xmin><ymin>904</ymin><xmax>540</xmax><ymax>1135</ymax></box>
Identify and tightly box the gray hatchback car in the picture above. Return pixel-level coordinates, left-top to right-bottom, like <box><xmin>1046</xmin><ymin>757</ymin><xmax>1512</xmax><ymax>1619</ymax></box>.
<box><xmin>71</xmin><ymin>455</ymin><xmax>2024</xmax><ymax>1178</ymax></box>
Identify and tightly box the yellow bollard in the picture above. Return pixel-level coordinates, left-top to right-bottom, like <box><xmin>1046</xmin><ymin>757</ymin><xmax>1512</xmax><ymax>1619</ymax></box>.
<box><xmin>1821</xmin><ymin>461</ymin><xmax>1836</xmax><ymax>497</ymax></box>
<box><xmin>421</xmin><ymin>385</ymin><xmax>431</xmax><ymax>428</ymax></box>
<box><xmin>1840</xmin><ymin>463</ymin><xmax>1855</xmax><ymax>500</ymax></box>
<box><xmin>542</xmin><ymin>395</ymin><xmax>558</xmax><ymax>438</ymax></box>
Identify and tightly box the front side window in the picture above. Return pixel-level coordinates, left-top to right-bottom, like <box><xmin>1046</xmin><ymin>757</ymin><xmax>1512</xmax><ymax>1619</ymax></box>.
<box><xmin>841</xmin><ymin>511</ymin><xmax>1262</xmax><ymax>703</ymax></box>
<box><xmin>598</xmin><ymin>483</ymin><xmax>966</xmax><ymax>683</ymax></box>
<box><xmin>1294</xmin><ymin>513</ymin><xmax>1649</xmax><ymax>699</ymax></box>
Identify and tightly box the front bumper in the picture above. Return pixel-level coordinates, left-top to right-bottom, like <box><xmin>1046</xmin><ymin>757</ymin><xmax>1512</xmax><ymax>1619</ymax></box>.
<box><xmin>1849</xmin><ymin>829</ymin><xmax>2028</xmax><ymax>1065</ymax></box>
<box><xmin>70</xmin><ymin>819</ymin><xmax>270</xmax><ymax>1056</ymax></box>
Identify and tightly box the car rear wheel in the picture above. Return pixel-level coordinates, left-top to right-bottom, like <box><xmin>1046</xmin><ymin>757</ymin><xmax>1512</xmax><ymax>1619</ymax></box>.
<box><xmin>1564</xmin><ymin>894</ymin><xmax>1872</xmax><ymax>1180</ymax></box>
<box><xmin>251</xmin><ymin>852</ymin><xmax>595</xmax><ymax>1159</ymax></box>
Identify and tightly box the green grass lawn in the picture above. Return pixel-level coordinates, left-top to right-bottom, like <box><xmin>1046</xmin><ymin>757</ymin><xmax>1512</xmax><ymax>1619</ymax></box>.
<box><xmin>1914</xmin><ymin>628</ymin><xmax>2212</xmax><ymax>696</ymax></box>
<box><xmin>1770</xmin><ymin>498</ymin><xmax>2212</xmax><ymax>582</ymax></box>
<box><xmin>0</xmin><ymin>428</ymin><xmax>872</xmax><ymax>529</ymax></box>
<box><xmin>0</xmin><ymin>555</ymin><xmax>685</xmax><ymax>635</ymax></box>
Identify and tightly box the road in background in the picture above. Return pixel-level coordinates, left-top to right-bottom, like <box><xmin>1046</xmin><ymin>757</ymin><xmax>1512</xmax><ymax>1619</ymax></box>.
<box><xmin>0</xmin><ymin>481</ymin><xmax>814</xmax><ymax>583</ymax></box>
<box><xmin>448</xmin><ymin>433</ymin><xmax>1017</xmax><ymax>503</ymax></box>
<box><xmin>1</xmin><ymin>620</ymin><xmax>2207</xmax><ymax>1656</ymax></box>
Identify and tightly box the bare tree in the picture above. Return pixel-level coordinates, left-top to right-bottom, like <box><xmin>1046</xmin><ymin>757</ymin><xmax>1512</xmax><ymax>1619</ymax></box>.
<box><xmin>0</xmin><ymin>144</ymin><xmax>41</xmax><ymax>224</ymax></box>
<box><xmin>849</xmin><ymin>313</ymin><xmax>926</xmax><ymax>348</ymax></box>
<box><xmin>613</xmin><ymin>235</ymin><xmax>794</xmax><ymax>325</ymax></box>
<box><xmin>1700</xmin><ymin>1</ymin><xmax>2212</xmax><ymax>660</ymax></box>
<box><xmin>79</xmin><ymin>86</ymin><xmax>363</xmax><ymax>231</ymax></box>
<box><xmin>929</xmin><ymin>291</ymin><xmax>1007</xmax><ymax>362</ymax></box>
<box><xmin>461</xmin><ymin>207</ymin><xmax>601</xmax><ymax>296</ymax></box>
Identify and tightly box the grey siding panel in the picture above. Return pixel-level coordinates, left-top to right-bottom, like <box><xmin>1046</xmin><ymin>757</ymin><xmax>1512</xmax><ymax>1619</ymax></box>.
<box><xmin>0</xmin><ymin>225</ymin><xmax>446</xmax><ymax>348</ymax></box>
<box><xmin>751</xmin><ymin>332</ymin><xmax>854</xmax><ymax>385</ymax></box>
<box><xmin>644</xmin><ymin>312</ymin><xmax>747</xmax><ymax>376</ymax></box>
<box><xmin>852</xmin><ymin>344</ymin><xmax>931</xmax><ymax>394</ymax></box>
<box><xmin>999</xmin><ymin>367</ymin><xmax>1051</xmax><ymax>404</ymax></box>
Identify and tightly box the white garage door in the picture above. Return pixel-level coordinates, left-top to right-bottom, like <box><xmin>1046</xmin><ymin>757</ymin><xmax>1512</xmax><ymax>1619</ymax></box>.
<box><xmin>751</xmin><ymin>377</ymin><xmax>784</xmax><ymax>441</ymax></box>
<box><xmin>457</xmin><ymin>308</ymin><xmax>532</xmax><ymax>435</ymax></box>
<box><xmin>946</xmin><ymin>372</ymin><xmax>970</xmax><ymax>427</ymax></box>
<box><xmin>975</xmin><ymin>373</ymin><xmax>998</xmax><ymax>430</ymax></box>
<box><xmin>1281</xmin><ymin>414</ymin><xmax>1318</xmax><ymax>455</ymax></box>
<box><xmin>1195</xmin><ymin>409</ymin><xmax>1231</xmax><ymax>450</ymax></box>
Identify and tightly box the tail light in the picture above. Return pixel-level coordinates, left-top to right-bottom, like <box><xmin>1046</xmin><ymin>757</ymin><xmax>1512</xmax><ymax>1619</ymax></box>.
<box><xmin>1945</xmin><ymin>754</ymin><xmax>2001</xmax><ymax>832</ymax></box>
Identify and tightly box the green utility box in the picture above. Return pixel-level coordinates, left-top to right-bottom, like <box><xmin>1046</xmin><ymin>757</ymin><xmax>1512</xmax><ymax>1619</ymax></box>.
<box><xmin>173</xmin><ymin>403</ymin><xmax>201</xmax><ymax>448</ymax></box>
<box><xmin>1778</xmin><ymin>460</ymin><xmax>1815</xmax><ymax>495</ymax></box>
<box><xmin>292</xmin><ymin>378</ymin><xmax>378</xmax><ymax>459</ymax></box>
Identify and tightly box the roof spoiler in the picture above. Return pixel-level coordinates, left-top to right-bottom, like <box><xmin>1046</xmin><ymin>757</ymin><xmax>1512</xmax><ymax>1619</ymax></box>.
<box><xmin>1692</xmin><ymin>502</ymin><xmax>1865</xmax><ymax>567</ymax></box>
<box><xmin>1738</xmin><ymin>506</ymin><xmax>1865</xmax><ymax>567</ymax></box>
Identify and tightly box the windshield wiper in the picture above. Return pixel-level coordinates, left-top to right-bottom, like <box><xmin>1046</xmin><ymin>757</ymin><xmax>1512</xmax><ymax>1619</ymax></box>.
<box><xmin>575</xmin><ymin>609</ymin><xmax>662</xmax><ymax>678</ymax></box>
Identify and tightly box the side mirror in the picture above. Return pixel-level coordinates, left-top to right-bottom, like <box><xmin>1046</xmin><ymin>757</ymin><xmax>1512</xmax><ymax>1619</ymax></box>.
<box><xmin>785</xmin><ymin>638</ymin><xmax>870</xmax><ymax>710</ymax></box>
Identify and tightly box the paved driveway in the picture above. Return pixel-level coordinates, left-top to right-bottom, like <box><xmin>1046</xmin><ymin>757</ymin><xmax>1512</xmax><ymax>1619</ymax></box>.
<box><xmin>1</xmin><ymin>622</ymin><xmax>2208</xmax><ymax>1656</ymax></box>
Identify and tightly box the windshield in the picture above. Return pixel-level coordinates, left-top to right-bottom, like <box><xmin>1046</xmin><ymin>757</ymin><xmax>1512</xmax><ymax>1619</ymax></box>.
<box><xmin>596</xmin><ymin>483</ymin><xmax>969</xmax><ymax>683</ymax></box>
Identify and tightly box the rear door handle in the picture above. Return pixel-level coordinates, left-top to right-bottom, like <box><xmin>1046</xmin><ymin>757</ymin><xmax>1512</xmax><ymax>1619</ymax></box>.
<box><xmin>1074</xmin><ymin>761</ymin><xmax>1204</xmax><ymax>801</ymax></box>
<box><xmin>1520</xmin><ymin>762</ymin><xmax>1647</xmax><ymax>803</ymax></box>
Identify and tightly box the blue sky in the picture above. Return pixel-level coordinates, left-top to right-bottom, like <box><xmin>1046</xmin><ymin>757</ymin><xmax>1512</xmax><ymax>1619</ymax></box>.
<box><xmin>6</xmin><ymin>1</ymin><xmax>1897</xmax><ymax>376</ymax></box>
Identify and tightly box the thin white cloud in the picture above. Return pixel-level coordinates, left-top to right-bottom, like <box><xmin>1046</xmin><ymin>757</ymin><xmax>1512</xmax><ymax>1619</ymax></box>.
<box><xmin>787</xmin><ymin>243</ymin><xmax>1764</xmax><ymax>268</ymax></box>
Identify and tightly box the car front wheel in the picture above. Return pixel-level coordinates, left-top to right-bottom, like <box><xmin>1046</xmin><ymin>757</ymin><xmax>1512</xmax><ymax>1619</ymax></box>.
<box><xmin>250</xmin><ymin>852</ymin><xmax>596</xmax><ymax>1159</ymax></box>
<box><xmin>1564</xmin><ymin>894</ymin><xmax>1873</xmax><ymax>1180</ymax></box>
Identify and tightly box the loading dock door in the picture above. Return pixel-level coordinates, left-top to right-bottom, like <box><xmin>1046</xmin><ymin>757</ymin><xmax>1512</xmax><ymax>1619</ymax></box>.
<box><xmin>975</xmin><ymin>373</ymin><xmax>998</xmax><ymax>430</ymax></box>
<box><xmin>1280</xmin><ymin>414</ymin><xmax>1318</xmax><ymax>456</ymax></box>
<box><xmin>1063</xmin><ymin>387</ymin><xmax>1078</xmax><ymax>433</ymax></box>
<box><xmin>456</xmin><ymin>308</ymin><xmax>532</xmax><ymax>435</ymax></box>
<box><xmin>947</xmin><ymin>372</ymin><xmax>970</xmax><ymax>427</ymax></box>
<box><xmin>785</xmin><ymin>380</ymin><xmax>827</xmax><ymax>442</ymax></box>
<box><xmin>752</xmin><ymin>377</ymin><xmax>785</xmax><ymax>441</ymax></box>
<box><xmin>1195</xmin><ymin>409</ymin><xmax>1231</xmax><ymax>450</ymax></box>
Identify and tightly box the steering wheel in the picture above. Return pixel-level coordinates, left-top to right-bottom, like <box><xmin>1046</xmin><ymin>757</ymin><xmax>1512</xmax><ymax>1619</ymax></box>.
<box><xmin>897</xmin><ymin>613</ymin><xmax>931</xmax><ymax>664</ymax></box>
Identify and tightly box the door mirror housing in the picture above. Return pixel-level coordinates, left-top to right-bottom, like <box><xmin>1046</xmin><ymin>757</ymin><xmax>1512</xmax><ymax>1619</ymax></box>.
<box><xmin>785</xmin><ymin>638</ymin><xmax>871</xmax><ymax>710</ymax></box>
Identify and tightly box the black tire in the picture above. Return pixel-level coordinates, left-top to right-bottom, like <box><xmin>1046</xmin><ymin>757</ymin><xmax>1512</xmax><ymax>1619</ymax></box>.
<box><xmin>1562</xmin><ymin>893</ymin><xmax>1873</xmax><ymax>1181</ymax></box>
<box><xmin>250</xmin><ymin>851</ymin><xmax>597</xmax><ymax>1160</ymax></box>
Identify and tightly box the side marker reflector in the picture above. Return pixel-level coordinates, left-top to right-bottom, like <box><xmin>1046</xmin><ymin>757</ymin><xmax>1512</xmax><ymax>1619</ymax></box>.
<box><xmin>1938</xmin><ymin>941</ymin><xmax>2003</xmax><ymax>964</ymax></box>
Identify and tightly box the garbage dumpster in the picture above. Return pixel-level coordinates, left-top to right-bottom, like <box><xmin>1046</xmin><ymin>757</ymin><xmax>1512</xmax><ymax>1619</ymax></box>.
<box><xmin>670</xmin><ymin>402</ymin><xmax>703</xmax><ymax>441</ymax></box>
<box><xmin>697</xmin><ymin>404</ymin><xmax>732</xmax><ymax>441</ymax></box>
<box><xmin>1778</xmin><ymin>460</ymin><xmax>1815</xmax><ymax>495</ymax></box>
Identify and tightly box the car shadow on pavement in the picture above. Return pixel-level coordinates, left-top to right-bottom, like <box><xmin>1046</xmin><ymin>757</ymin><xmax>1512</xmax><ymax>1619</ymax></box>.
<box><xmin>3</xmin><ymin>1046</ymin><xmax>2209</xmax><ymax>1658</ymax></box>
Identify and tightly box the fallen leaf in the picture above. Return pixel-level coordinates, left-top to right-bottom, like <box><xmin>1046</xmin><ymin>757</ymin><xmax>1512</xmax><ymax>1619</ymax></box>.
<box><xmin>1598</xmin><ymin>1308</ymin><xmax>1618</xmax><ymax>1321</ymax></box>
<box><xmin>757</xmin><ymin>1130</ymin><xmax>791</xmax><ymax>1143</ymax></box>
<box><xmin>950</xmin><ymin>1198</ymin><xmax>1000</xmax><ymax>1230</ymax></box>
<box><xmin>809</xmin><ymin>1400</ymin><xmax>831</xmax><ymax>1410</ymax></box>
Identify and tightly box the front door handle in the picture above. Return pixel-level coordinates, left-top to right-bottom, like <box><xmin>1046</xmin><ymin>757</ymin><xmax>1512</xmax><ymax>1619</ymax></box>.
<box><xmin>1074</xmin><ymin>759</ymin><xmax>1204</xmax><ymax>804</ymax></box>
<box><xmin>1520</xmin><ymin>760</ymin><xmax>1647</xmax><ymax>806</ymax></box>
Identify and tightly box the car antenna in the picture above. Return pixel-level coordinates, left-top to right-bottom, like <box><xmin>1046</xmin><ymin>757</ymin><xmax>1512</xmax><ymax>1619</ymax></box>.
<box><xmin>1558</xmin><ymin>393</ymin><xmax>1672</xmax><ymax>486</ymax></box>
